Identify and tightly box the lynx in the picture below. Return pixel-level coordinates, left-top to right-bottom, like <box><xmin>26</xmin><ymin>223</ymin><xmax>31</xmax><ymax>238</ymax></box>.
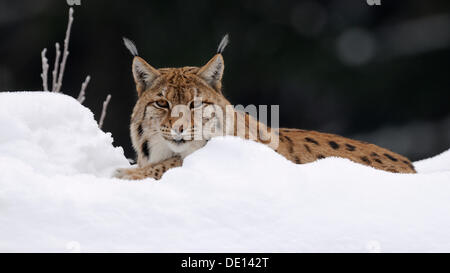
<box><xmin>114</xmin><ymin>35</ymin><xmax>416</xmax><ymax>180</ymax></box>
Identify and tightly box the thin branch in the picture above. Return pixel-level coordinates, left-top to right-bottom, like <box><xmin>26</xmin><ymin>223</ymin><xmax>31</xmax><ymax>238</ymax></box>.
<box><xmin>98</xmin><ymin>94</ymin><xmax>112</xmax><ymax>129</ymax></box>
<box><xmin>55</xmin><ymin>7</ymin><xmax>74</xmax><ymax>93</ymax></box>
<box><xmin>40</xmin><ymin>48</ymin><xmax>49</xmax><ymax>91</ymax></box>
<box><xmin>77</xmin><ymin>75</ymin><xmax>90</xmax><ymax>104</ymax></box>
<box><xmin>51</xmin><ymin>43</ymin><xmax>61</xmax><ymax>91</ymax></box>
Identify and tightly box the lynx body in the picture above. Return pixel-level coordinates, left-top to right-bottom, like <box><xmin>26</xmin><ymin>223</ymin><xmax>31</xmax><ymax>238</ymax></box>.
<box><xmin>115</xmin><ymin>36</ymin><xmax>415</xmax><ymax>180</ymax></box>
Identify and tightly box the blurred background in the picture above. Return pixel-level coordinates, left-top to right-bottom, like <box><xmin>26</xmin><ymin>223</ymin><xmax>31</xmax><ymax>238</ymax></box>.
<box><xmin>0</xmin><ymin>0</ymin><xmax>449</xmax><ymax>161</ymax></box>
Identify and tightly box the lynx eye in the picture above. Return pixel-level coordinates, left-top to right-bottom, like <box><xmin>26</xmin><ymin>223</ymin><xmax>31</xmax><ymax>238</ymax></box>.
<box><xmin>154</xmin><ymin>100</ymin><xmax>169</xmax><ymax>109</ymax></box>
<box><xmin>189</xmin><ymin>100</ymin><xmax>203</xmax><ymax>110</ymax></box>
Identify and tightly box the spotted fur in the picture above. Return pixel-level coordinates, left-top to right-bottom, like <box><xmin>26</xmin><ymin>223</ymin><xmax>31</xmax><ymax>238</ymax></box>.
<box><xmin>276</xmin><ymin>130</ymin><xmax>415</xmax><ymax>174</ymax></box>
<box><xmin>115</xmin><ymin>36</ymin><xmax>416</xmax><ymax>180</ymax></box>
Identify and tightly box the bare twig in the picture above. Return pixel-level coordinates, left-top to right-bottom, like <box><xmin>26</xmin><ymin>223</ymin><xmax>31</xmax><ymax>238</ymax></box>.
<box><xmin>38</xmin><ymin>8</ymin><xmax>111</xmax><ymax>130</ymax></box>
<box><xmin>40</xmin><ymin>48</ymin><xmax>49</xmax><ymax>91</ymax></box>
<box><xmin>55</xmin><ymin>7</ymin><xmax>74</xmax><ymax>93</ymax></box>
<box><xmin>99</xmin><ymin>94</ymin><xmax>112</xmax><ymax>129</ymax></box>
<box><xmin>77</xmin><ymin>75</ymin><xmax>90</xmax><ymax>104</ymax></box>
<box><xmin>51</xmin><ymin>43</ymin><xmax>61</xmax><ymax>91</ymax></box>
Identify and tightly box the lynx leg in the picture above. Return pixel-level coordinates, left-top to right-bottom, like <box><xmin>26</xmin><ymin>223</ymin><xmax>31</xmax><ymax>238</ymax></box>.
<box><xmin>114</xmin><ymin>156</ymin><xmax>183</xmax><ymax>180</ymax></box>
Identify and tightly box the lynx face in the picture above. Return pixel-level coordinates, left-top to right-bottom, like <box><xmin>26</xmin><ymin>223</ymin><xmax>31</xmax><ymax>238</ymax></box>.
<box><xmin>128</xmin><ymin>53</ymin><xmax>233</xmax><ymax>166</ymax></box>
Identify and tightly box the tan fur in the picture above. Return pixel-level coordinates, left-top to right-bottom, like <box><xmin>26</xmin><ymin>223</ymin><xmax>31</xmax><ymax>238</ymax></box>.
<box><xmin>275</xmin><ymin>129</ymin><xmax>415</xmax><ymax>173</ymax></box>
<box><xmin>115</xmin><ymin>43</ymin><xmax>415</xmax><ymax>180</ymax></box>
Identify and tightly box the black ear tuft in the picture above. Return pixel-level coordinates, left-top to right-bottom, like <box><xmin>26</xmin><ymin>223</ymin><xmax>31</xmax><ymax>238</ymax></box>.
<box><xmin>217</xmin><ymin>34</ymin><xmax>230</xmax><ymax>54</ymax></box>
<box><xmin>123</xmin><ymin>37</ymin><xmax>139</xmax><ymax>56</ymax></box>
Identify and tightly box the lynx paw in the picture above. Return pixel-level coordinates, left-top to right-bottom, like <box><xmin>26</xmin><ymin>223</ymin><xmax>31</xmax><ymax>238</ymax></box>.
<box><xmin>113</xmin><ymin>167</ymin><xmax>162</xmax><ymax>180</ymax></box>
<box><xmin>114</xmin><ymin>167</ymin><xmax>150</xmax><ymax>180</ymax></box>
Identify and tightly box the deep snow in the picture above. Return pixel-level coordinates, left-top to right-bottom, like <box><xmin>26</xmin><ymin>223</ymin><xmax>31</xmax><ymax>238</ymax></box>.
<box><xmin>0</xmin><ymin>92</ymin><xmax>449</xmax><ymax>252</ymax></box>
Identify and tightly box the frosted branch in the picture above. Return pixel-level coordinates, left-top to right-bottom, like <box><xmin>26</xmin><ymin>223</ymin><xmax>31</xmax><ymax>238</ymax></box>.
<box><xmin>40</xmin><ymin>48</ymin><xmax>49</xmax><ymax>91</ymax></box>
<box><xmin>51</xmin><ymin>43</ymin><xmax>61</xmax><ymax>92</ymax></box>
<box><xmin>55</xmin><ymin>7</ymin><xmax>74</xmax><ymax>93</ymax></box>
<box><xmin>99</xmin><ymin>94</ymin><xmax>112</xmax><ymax>129</ymax></box>
<box><xmin>77</xmin><ymin>75</ymin><xmax>90</xmax><ymax>104</ymax></box>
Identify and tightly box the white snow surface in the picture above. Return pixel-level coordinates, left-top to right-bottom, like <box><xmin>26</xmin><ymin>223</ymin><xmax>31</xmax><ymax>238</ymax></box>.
<box><xmin>0</xmin><ymin>92</ymin><xmax>450</xmax><ymax>253</ymax></box>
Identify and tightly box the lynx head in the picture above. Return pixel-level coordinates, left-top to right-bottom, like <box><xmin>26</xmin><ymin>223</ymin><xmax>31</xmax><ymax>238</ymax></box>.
<box><xmin>123</xmin><ymin>35</ymin><xmax>233</xmax><ymax>165</ymax></box>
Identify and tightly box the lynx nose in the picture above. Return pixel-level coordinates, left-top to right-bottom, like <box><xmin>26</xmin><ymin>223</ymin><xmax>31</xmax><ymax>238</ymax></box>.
<box><xmin>173</xmin><ymin>124</ymin><xmax>184</xmax><ymax>134</ymax></box>
<box><xmin>171</xmin><ymin>125</ymin><xmax>184</xmax><ymax>141</ymax></box>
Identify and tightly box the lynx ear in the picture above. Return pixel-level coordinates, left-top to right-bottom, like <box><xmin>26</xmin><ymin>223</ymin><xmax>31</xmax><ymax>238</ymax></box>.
<box><xmin>132</xmin><ymin>56</ymin><xmax>160</xmax><ymax>96</ymax></box>
<box><xmin>197</xmin><ymin>54</ymin><xmax>224</xmax><ymax>92</ymax></box>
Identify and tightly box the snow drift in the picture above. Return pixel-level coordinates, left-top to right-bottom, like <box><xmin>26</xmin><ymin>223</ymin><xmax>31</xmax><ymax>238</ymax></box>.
<box><xmin>0</xmin><ymin>92</ymin><xmax>450</xmax><ymax>253</ymax></box>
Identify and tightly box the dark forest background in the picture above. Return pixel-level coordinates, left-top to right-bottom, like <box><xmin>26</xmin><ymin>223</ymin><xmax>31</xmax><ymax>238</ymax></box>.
<box><xmin>1</xmin><ymin>0</ymin><xmax>449</xmax><ymax>161</ymax></box>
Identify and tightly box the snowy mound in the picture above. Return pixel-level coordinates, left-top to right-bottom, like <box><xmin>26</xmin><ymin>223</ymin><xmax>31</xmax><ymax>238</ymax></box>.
<box><xmin>0</xmin><ymin>92</ymin><xmax>129</xmax><ymax>176</ymax></box>
<box><xmin>1</xmin><ymin>92</ymin><xmax>450</xmax><ymax>252</ymax></box>
<box><xmin>414</xmin><ymin>149</ymin><xmax>450</xmax><ymax>173</ymax></box>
